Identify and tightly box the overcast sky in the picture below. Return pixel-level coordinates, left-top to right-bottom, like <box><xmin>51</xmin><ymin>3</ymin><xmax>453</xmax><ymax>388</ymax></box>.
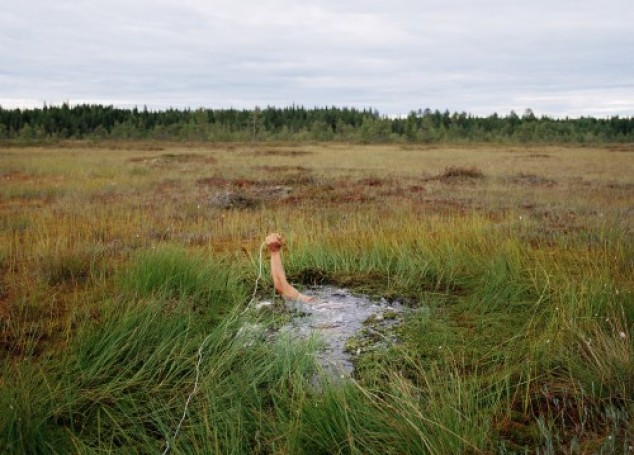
<box><xmin>2</xmin><ymin>0</ymin><xmax>633</xmax><ymax>117</ymax></box>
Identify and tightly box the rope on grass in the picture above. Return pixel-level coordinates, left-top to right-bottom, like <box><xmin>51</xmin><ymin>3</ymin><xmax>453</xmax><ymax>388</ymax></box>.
<box><xmin>241</xmin><ymin>241</ymin><xmax>267</xmax><ymax>315</ymax></box>
<box><xmin>161</xmin><ymin>241</ymin><xmax>267</xmax><ymax>455</ymax></box>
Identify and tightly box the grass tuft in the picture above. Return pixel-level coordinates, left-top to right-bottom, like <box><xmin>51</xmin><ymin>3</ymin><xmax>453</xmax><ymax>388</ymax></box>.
<box><xmin>117</xmin><ymin>245</ymin><xmax>249</xmax><ymax>320</ymax></box>
<box><xmin>39</xmin><ymin>248</ymin><xmax>103</xmax><ymax>286</ymax></box>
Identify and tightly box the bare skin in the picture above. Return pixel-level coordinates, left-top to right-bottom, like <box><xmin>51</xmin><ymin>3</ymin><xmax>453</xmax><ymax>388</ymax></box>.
<box><xmin>265</xmin><ymin>233</ymin><xmax>315</xmax><ymax>303</ymax></box>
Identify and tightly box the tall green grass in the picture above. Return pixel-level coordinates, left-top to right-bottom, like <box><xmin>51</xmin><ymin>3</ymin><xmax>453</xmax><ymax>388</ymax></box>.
<box><xmin>278</xmin><ymin>217</ymin><xmax>633</xmax><ymax>451</ymax></box>
<box><xmin>1</xmin><ymin>304</ymin><xmax>497</xmax><ymax>454</ymax></box>
<box><xmin>0</xmin><ymin>300</ymin><xmax>306</xmax><ymax>453</ymax></box>
<box><xmin>1</xmin><ymin>216</ymin><xmax>632</xmax><ymax>453</ymax></box>
<box><xmin>118</xmin><ymin>246</ymin><xmax>250</xmax><ymax>323</ymax></box>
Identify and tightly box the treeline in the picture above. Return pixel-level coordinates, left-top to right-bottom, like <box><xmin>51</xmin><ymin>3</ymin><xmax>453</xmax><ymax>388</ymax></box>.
<box><xmin>1</xmin><ymin>104</ymin><xmax>633</xmax><ymax>143</ymax></box>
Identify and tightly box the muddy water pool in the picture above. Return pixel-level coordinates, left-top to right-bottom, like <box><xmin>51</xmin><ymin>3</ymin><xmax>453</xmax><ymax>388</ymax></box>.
<box><xmin>273</xmin><ymin>286</ymin><xmax>407</xmax><ymax>377</ymax></box>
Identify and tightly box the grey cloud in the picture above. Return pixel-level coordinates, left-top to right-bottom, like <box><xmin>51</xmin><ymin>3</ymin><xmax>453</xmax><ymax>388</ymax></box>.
<box><xmin>1</xmin><ymin>0</ymin><xmax>633</xmax><ymax>117</ymax></box>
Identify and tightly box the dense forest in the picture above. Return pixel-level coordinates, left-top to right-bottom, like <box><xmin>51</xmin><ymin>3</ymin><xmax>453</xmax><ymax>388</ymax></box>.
<box><xmin>1</xmin><ymin>104</ymin><xmax>633</xmax><ymax>143</ymax></box>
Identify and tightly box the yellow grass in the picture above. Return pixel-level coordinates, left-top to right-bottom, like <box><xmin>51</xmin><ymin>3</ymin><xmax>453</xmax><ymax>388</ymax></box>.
<box><xmin>1</xmin><ymin>140</ymin><xmax>630</xmax><ymax>312</ymax></box>
<box><xmin>1</xmin><ymin>141</ymin><xmax>632</xmax><ymax>452</ymax></box>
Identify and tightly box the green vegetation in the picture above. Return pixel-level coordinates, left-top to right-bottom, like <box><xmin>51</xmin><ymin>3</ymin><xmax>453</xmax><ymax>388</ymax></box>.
<box><xmin>1</xmin><ymin>142</ymin><xmax>632</xmax><ymax>453</ymax></box>
<box><xmin>1</xmin><ymin>104</ymin><xmax>633</xmax><ymax>143</ymax></box>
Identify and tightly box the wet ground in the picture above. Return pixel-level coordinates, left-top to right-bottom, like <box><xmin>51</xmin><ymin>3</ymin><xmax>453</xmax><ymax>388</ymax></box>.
<box><xmin>276</xmin><ymin>286</ymin><xmax>405</xmax><ymax>378</ymax></box>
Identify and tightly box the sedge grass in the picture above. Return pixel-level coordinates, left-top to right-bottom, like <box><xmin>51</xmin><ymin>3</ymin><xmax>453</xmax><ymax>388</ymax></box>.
<box><xmin>1</xmin><ymin>142</ymin><xmax>632</xmax><ymax>453</ymax></box>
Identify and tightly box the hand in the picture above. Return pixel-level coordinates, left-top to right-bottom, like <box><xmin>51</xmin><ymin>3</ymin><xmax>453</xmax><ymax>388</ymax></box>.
<box><xmin>265</xmin><ymin>233</ymin><xmax>284</xmax><ymax>252</ymax></box>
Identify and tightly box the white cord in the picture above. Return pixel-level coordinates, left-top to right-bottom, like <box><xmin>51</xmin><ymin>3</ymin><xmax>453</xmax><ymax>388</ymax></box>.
<box><xmin>161</xmin><ymin>241</ymin><xmax>266</xmax><ymax>454</ymax></box>
<box><xmin>161</xmin><ymin>332</ymin><xmax>211</xmax><ymax>455</ymax></box>
<box><xmin>244</xmin><ymin>241</ymin><xmax>267</xmax><ymax>312</ymax></box>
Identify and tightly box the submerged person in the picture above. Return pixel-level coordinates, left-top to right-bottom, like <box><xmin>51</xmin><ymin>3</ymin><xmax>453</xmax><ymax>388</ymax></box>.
<box><xmin>265</xmin><ymin>233</ymin><xmax>315</xmax><ymax>303</ymax></box>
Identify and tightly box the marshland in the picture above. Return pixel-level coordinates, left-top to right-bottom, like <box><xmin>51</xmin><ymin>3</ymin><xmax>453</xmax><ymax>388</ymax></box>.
<box><xmin>1</xmin><ymin>140</ymin><xmax>633</xmax><ymax>453</ymax></box>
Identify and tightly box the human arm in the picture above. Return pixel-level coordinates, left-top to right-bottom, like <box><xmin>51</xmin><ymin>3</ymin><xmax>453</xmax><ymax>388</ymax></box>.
<box><xmin>265</xmin><ymin>233</ymin><xmax>314</xmax><ymax>303</ymax></box>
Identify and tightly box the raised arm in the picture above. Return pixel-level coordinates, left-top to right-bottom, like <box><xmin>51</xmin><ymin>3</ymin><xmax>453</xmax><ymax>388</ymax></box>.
<box><xmin>265</xmin><ymin>233</ymin><xmax>314</xmax><ymax>303</ymax></box>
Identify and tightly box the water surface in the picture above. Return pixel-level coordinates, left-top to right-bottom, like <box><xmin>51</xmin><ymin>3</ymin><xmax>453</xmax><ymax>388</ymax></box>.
<box><xmin>278</xmin><ymin>286</ymin><xmax>404</xmax><ymax>377</ymax></box>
